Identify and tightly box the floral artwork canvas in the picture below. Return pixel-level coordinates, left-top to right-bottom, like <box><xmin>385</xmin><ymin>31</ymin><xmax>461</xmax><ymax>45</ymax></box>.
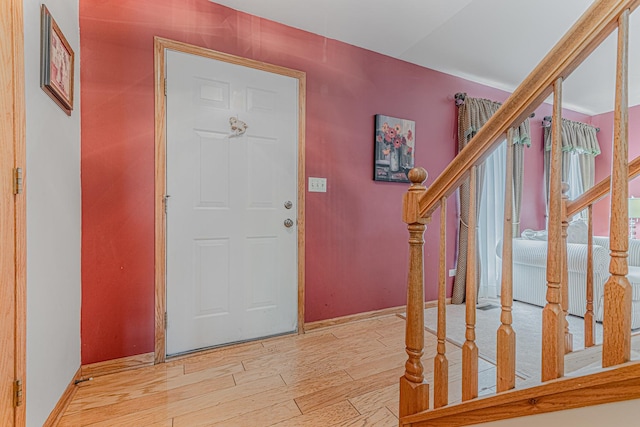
<box><xmin>374</xmin><ymin>114</ymin><xmax>415</xmax><ymax>183</ymax></box>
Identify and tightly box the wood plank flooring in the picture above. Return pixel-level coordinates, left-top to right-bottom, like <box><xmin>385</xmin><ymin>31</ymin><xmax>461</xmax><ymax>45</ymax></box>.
<box><xmin>59</xmin><ymin>315</ymin><xmax>497</xmax><ymax>426</ymax></box>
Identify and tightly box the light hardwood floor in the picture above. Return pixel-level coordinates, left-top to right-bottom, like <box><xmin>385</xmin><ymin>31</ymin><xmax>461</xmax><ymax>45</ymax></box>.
<box><xmin>59</xmin><ymin>314</ymin><xmax>496</xmax><ymax>426</ymax></box>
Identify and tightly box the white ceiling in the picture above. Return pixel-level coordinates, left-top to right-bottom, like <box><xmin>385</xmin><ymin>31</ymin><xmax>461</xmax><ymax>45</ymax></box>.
<box><xmin>211</xmin><ymin>0</ymin><xmax>640</xmax><ymax>116</ymax></box>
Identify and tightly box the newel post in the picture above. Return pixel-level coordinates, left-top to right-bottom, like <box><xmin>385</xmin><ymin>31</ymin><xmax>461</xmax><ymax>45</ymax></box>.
<box><xmin>400</xmin><ymin>167</ymin><xmax>430</xmax><ymax>418</ymax></box>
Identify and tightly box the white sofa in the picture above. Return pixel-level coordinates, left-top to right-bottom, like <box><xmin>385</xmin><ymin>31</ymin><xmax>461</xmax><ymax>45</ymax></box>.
<box><xmin>497</xmin><ymin>221</ymin><xmax>640</xmax><ymax>329</ymax></box>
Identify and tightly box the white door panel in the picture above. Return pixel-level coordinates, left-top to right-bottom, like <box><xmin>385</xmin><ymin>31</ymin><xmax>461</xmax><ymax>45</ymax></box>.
<box><xmin>166</xmin><ymin>50</ymin><xmax>298</xmax><ymax>355</ymax></box>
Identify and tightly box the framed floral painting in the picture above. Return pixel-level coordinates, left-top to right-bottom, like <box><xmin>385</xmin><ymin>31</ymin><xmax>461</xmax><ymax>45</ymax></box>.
<box><xmin>374</xmin><ymin>114</ymin><xmax>415</xmax><ymax>183</ymax></box>
<box><xmin>40</xmin><ymin>5</ymin><xmax>75</xmax><ymax>115</ymax></box>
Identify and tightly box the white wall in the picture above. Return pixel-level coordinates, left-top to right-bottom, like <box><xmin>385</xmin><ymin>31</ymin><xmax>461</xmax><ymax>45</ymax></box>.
<box><xmin>475</xmin><ymin>398</ymin><xmax>640</xmax><ymax>426</ymax></box>
<box><xmin>23</xmin><ymin>0</ymin><xmax>81</xmax><ymax>425</ymax></box>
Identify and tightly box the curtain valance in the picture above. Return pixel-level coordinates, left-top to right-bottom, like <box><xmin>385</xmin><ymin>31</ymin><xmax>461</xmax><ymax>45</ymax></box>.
<box><xmin>459</xmin><ymin>95</ymin><xmax>531</xmax><ymax>147</ymax></box>
<box><xmin>544</xmin><ymin>118</ymin><xmax>600</xmax><ymax>156</ymax></box>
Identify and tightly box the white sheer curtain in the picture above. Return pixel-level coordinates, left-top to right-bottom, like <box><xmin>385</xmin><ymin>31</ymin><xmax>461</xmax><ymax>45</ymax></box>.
<box><xmin>567</xmin><ymin>153</ymin><xmax>586</xmax><ymax>220</ymax></box>
<box><xmin>478</xmin><ymin>141</ymin><xmax>506</xmax><ymax>298</ymax></box>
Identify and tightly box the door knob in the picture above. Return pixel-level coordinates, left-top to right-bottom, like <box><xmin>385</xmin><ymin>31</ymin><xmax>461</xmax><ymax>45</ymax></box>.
<box><xmin>284</xmin><ymin>219</ymin><xmax>294</xmax><ymax>228</ymax></box>
<box><xmin>284</xmin><ymin>200</ymin><xmax>293</xmax><ymax>209</ymax></box>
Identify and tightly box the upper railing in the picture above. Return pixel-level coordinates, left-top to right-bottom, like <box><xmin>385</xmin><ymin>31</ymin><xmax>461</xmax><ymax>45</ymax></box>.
<box><xmin>400</xmin><ymin>0</ymin><xmax>640</xmax><ymax>425</ymax></box>
<box><xmin>567</xmin><ymin>154</ymin><xmax>640</xmax><ymax>217</ymax></box>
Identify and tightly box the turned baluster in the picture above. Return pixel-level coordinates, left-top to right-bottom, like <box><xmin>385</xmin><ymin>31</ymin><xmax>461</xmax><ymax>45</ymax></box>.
<box><xmin>585</xmin><ymin>205</ymin><xmax>595</xmax><ymax>348</ymax></box>
<box><xmin>561</xmin><ymin>184</ymin><xmax>574</xmax><ymax>353</ymax></box>
<box><xmin>497</xmin><ymin>129</ymin><xmax>516</xmax><ymax>392</ymax></box>
<box><xmin>400</xmin><ymin>167</ymin><xmax>430</xmax><ymax>417</ymax></box>
<box><xmin>462</xmin><ymin>165</ymin><xmax>478</xmax><ymax>401</ymax></box>
<box><xmin>433</xmin><ymin>197</ymin><xmax>448</xmax><ymax>408</ymax></box>
<box><xmin>603</xmin><ymin>10</ymin><xmax>632</xmax><ymax>368</ymax></box>
<box><xmin>542</xmin><ymin>77</ymin><xmax>565</xmax><ymax>382</ymax></box>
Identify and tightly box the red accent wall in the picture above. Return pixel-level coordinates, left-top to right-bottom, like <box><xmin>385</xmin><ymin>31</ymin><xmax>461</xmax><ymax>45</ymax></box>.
<box><xmin>80</xmin><ymin>0</ymin><xmax>559</xmax><ymax>364</ymax></box>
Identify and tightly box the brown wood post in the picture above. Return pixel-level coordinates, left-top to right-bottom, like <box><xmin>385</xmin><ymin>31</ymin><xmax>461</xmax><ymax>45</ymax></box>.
<box><xmin>462</xmin><ymin>165</ymin><xmax>479</xmax><ymax>402</ymax></box>
<box><xmin>603</xmin><ymin>10</ymin><xmax>632</xmax><ymax>368</ymax></box>
<box><xmin>434</xmin><ymin>197</ymin><xmax>448</xmax><ymax>408</ymax></box>
<box><xmin>400</xmin><ymin>167</ymin><xmax>430</xmax><ymax>417</ymax></box>
<box><xmin>561</xmin><ymin>183</ymin><xmax>574</xmax><ymax>354</ymax></box>
<box><xmin>542</xmin><ymin>77</ymin><xmax>565</xmax><ymax>382</ymax></box>
<box><xmin>585</xmin><ymin>204</ymin><xmax>595</xmax><ymax>348</ymax></box>
<box><xmin>497</xmin><ymin>129</ymin><xmax>516</xmax><ymax>392</ymax></box>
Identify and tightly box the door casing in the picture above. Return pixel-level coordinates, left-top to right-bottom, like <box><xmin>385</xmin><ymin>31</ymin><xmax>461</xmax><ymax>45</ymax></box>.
<box><xmin>0</xmin><ymin>0</ymin><xmax>26</xmax><ymax>424</ymax></box>
<box><xmin>153</xmin><ymin>37</ymin><xmax>306</xmax><ymax>363</ymax></box>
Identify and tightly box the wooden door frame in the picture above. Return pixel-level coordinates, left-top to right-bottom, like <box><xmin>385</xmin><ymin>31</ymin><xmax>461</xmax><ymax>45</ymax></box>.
<box><xmin>153</xmin><ymin>37</ymin><xmax>306</xmax><ymax>363</ymax></box>
<box><xmin>1</xmin><ymin>0</ymin><xmax>26</xmax><ymax>424</ymax></box>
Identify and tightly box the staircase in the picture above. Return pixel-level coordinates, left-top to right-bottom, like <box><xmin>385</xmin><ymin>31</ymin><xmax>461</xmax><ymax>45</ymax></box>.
<box><xmin>398</xmin><ymin>0</ymin><xmax>640</xmax><ymax>425</ymax></box>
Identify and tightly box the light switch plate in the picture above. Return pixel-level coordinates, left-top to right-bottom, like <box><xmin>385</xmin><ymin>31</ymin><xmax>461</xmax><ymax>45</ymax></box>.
<box><xmin>308</xmin><ymin>177</ymin><xmax>327</xmax><ymax>192</ymax></box>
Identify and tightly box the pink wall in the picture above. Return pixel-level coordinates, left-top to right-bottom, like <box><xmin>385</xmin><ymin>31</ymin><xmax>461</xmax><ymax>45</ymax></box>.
<box><xmin>591</xmin><ymin>105</ymin><xmax>640</xmax><ymax>235</ymax></box>
<box><xmin>80</xmin><ymin>0</ymin><xmax>560</xmax><ymax>364</ymax></box>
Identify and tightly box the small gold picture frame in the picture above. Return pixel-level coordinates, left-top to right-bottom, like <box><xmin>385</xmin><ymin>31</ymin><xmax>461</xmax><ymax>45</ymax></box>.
<box><xmin>40</xmin><ymin>5</ymin><xmax>74</xmax><ymax>115</ymax></box>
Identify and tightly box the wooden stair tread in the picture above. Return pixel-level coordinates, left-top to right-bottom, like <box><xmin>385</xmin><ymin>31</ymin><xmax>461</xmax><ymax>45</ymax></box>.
<box><xmin>565</xmin><ymin>333</ymin><xmax>640</xmax><ymax>375</ymax></box>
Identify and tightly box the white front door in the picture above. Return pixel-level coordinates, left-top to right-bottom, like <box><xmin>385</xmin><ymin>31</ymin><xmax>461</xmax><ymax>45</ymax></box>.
<box><xmin>165</xmin><ymin>50</ymin><xmax>299</xmax><ymax>356</ymax></box>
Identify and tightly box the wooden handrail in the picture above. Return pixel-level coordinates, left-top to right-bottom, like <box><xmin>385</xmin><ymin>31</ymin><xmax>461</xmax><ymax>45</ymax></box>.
<box><xmin>566</xmin><ymin>154</ymin><xmax>640</xmax><ymax>217</ymax></box>
<box><xmin>417</xmin><ymin>0</ymin><xmax>640</xmax><ymax>219</ymax></box>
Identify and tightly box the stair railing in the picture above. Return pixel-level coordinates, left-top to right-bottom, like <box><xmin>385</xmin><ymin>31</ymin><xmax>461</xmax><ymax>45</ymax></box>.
<box><xmin>400</xmin><ymin>0</ymin><xmax>640</xmax><ymax>424</ymax></box>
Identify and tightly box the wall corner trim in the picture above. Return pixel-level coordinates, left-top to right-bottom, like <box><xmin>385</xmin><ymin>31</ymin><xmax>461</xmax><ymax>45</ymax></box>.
<box><xmin>42</xmin><ymin>367</ymin><xmax>82</xmax><ymax>427</ymax></box>
<box><xmin>81</xmin><ymin>352</ymin><xmax>155</xmax><ymax>378</ymax></box>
